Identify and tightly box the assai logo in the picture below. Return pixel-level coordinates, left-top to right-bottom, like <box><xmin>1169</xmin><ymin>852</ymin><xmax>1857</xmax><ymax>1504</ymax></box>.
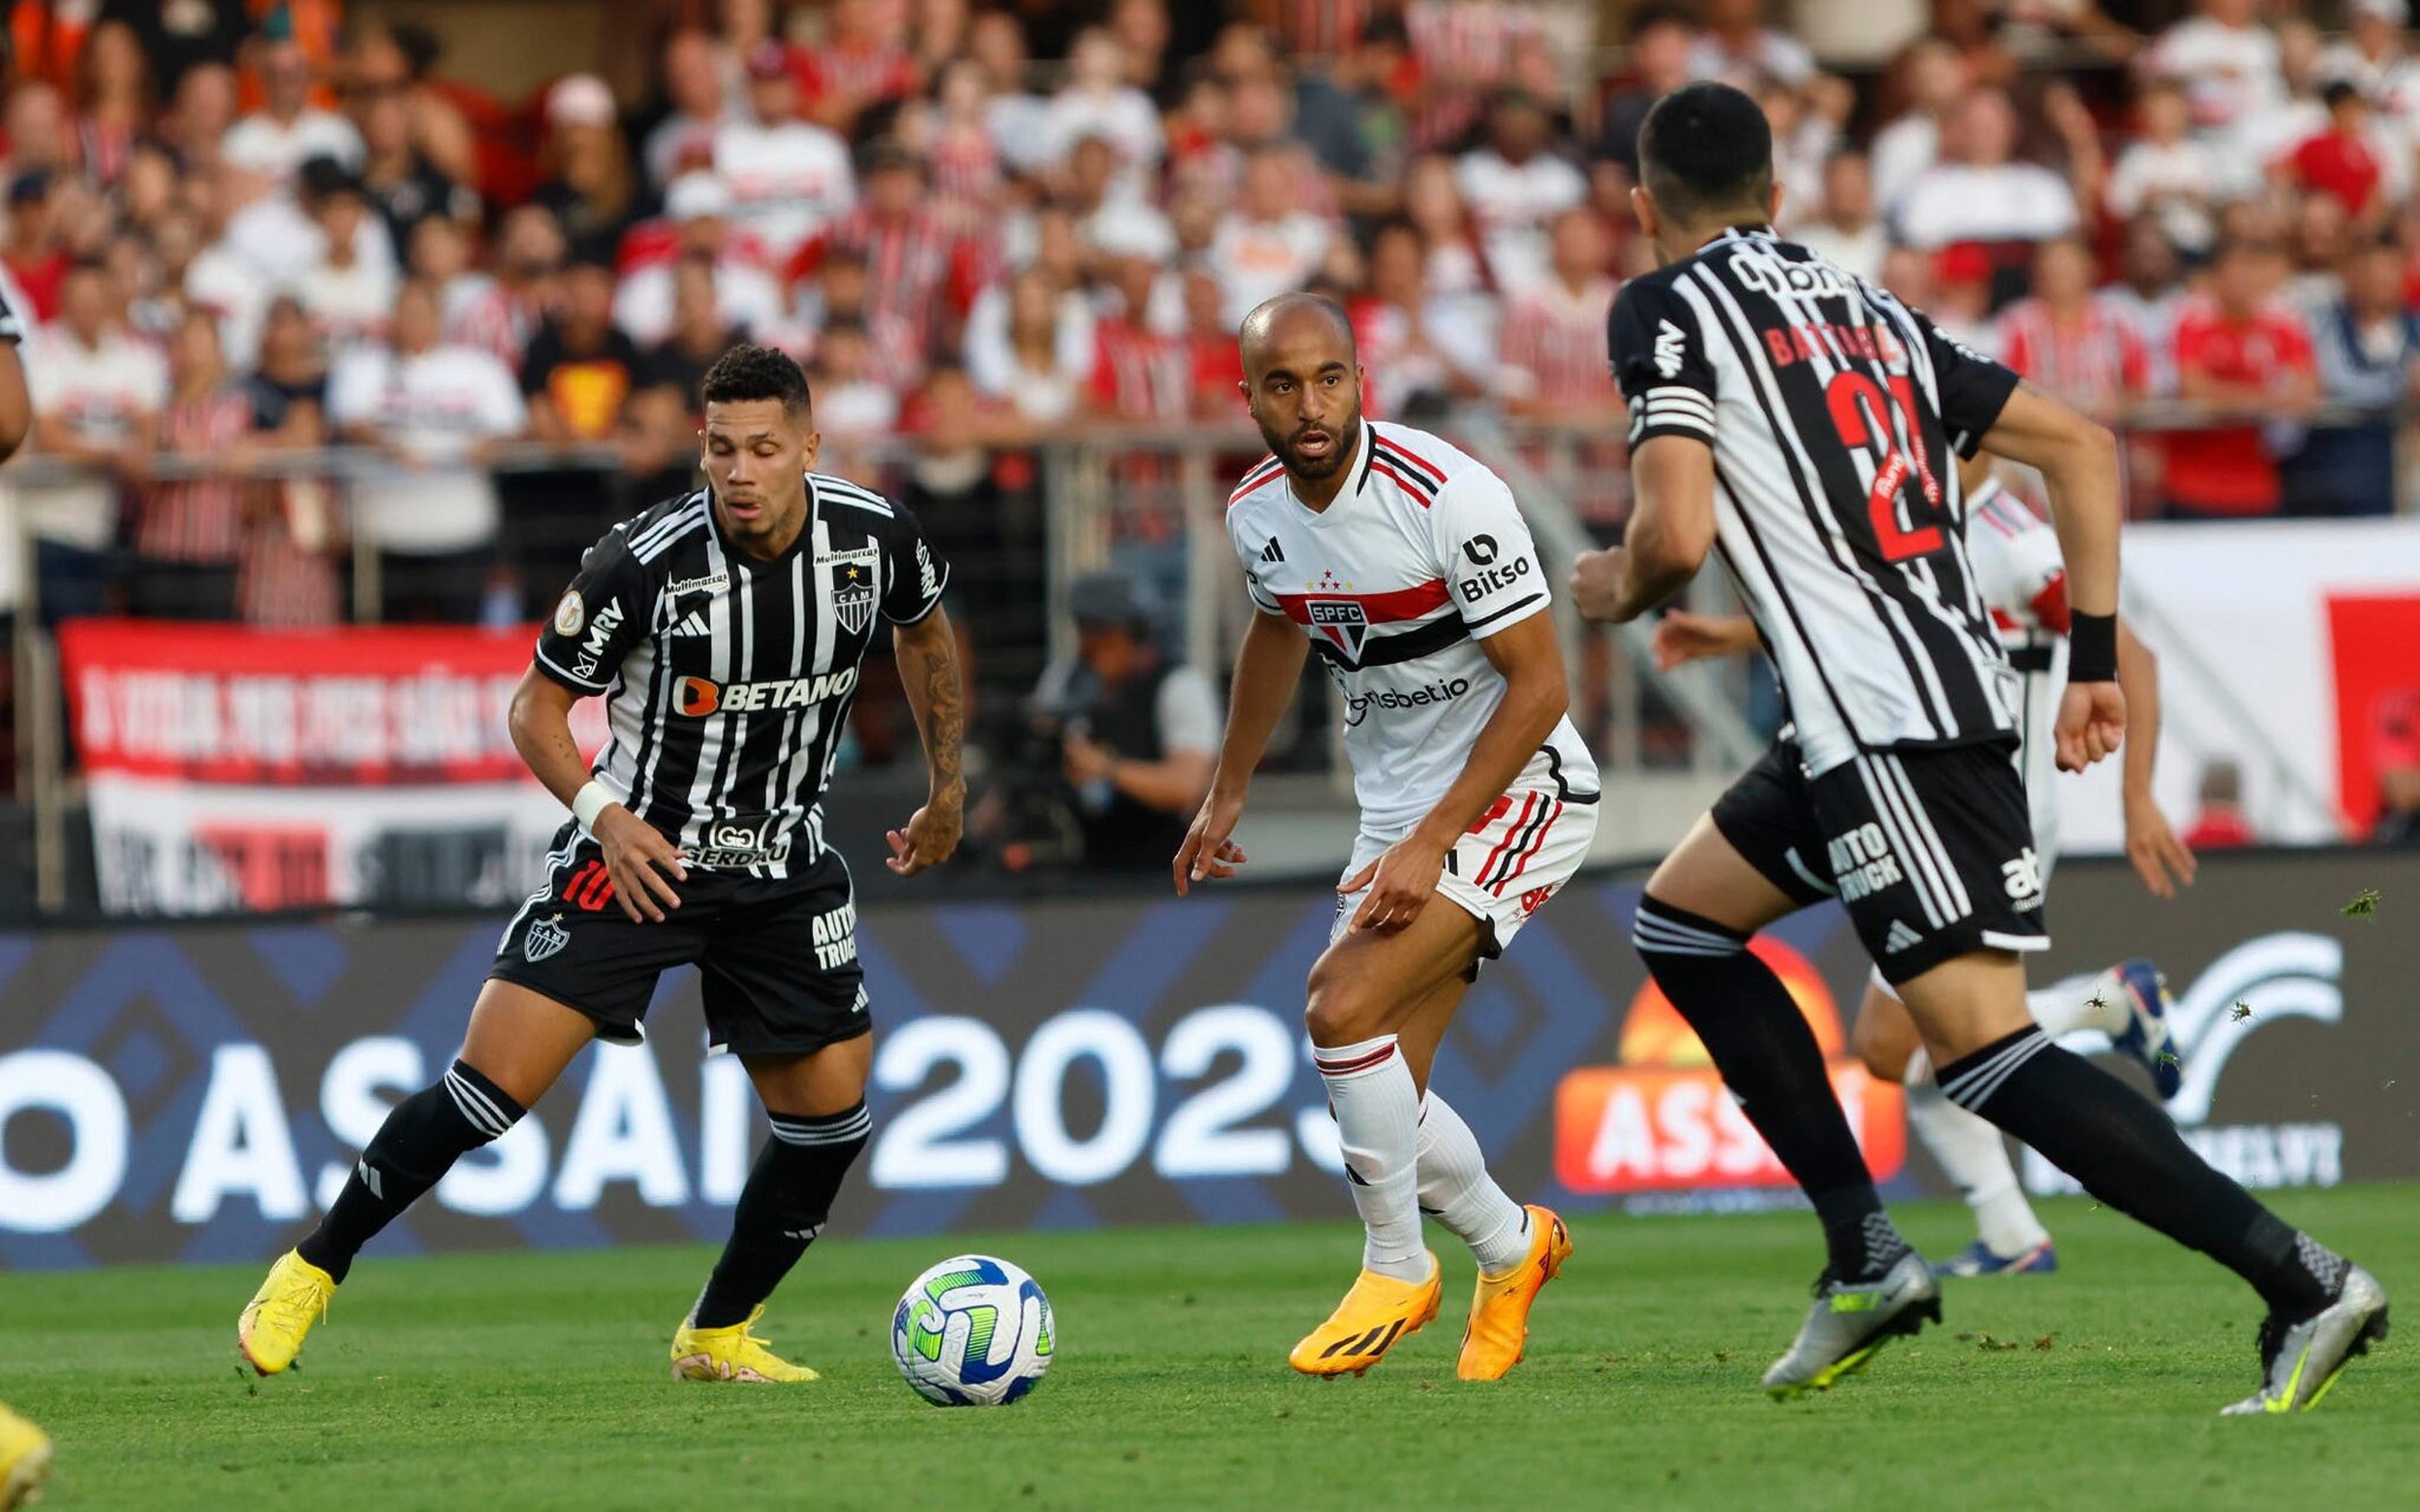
<box><xmin>1308</xmin><ymin>601</ymin><xmax>1368</xmax><ymax>658</ymax></box>
<box><xmin>2024</xmin><ymin>932</ymin><xmax>2346</xmax><ymax>1194</ymax></box>
<box><xmin>679</xmin><ymin>667</ymin><xmax>860</xmax><ymax>716</ymax></box>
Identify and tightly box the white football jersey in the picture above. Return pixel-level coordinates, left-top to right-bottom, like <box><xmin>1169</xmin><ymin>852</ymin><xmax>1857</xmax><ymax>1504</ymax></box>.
<box><xmin>1966</xmin><ymin>476</ymin><xmax>2069</xmax><ymax>866</ymax></box>
<box><xmin>1226</xmin><ymin>420</ymin><xmax>1598</xmax><ymax>834</ymax></box>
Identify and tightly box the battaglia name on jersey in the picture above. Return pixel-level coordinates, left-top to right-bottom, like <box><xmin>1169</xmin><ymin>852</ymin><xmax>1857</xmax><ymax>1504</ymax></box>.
<box><xmin>1342</xmin><ymin>675</ymin><xmax>1472</xmax><ymax>726</ymax></box>
<box><xmin>676</xmin><ymin>666</ymin><xmax>860</xmax><ymax>716</ymax></box>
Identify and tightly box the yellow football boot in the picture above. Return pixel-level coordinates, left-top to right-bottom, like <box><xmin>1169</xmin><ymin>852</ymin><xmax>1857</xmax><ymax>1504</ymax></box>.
<box><xmin>0</xmin><ymin>1404</ymin><xmax>51</xmax><ymax>1510</ymax></box>
<box><xmin>670</xmin><ymin>1307</ymin><xmax>821</xmax><ymax>1383</ymax></box>
<box><xmin>238</xmin><ymin>1250</ymin><xmax>337</xmax><ymax>1377</ymax></box>
<box><xmin>1289</xmin><ymin>1252</ymin><xmax>1443</xmax><ymax>1377</ymax></box>
<box><xmin>1456</xmin><ymin>1206</ymin><xmax>1574</xmax><ymax>1381</ymax></box>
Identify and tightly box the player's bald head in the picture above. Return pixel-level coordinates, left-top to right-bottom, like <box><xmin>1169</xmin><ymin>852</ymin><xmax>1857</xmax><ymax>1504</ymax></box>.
<box><xmin>1238</xmin><ymin>292</ymin><xmax>1357</xmax><ymax>377</ymax></box>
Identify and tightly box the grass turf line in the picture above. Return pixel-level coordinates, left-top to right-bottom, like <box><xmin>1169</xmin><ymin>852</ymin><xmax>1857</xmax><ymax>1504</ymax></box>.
<box><xmin>6</xmin><ymin>1186</ymin><xmax>2415</xmax><ymax>1511</ymax></box>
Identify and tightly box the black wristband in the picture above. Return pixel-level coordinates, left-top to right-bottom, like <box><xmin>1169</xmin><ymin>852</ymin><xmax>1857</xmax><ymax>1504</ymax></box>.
<box><xmin>2068</xmin><ymin>610</ymin><xmax>2118</xmax><ymax>684</ymax></box>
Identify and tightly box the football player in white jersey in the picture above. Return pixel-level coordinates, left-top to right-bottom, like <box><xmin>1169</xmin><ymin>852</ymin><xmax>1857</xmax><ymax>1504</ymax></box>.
<box><xmin>1176</xmin><ymin>293</ymin><xmax>1601</xmax><ymax>1381</ymax></box>
<box><xmin>1650</xmin><ymin>452</ymin><xmax>2199</xmax><ymax>1275</ymax></box>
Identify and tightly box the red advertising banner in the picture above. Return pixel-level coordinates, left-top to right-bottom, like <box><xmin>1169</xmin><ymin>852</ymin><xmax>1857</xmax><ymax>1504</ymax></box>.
<box><xmin>2324</xmin><ymin>594</ymin><xmax>2420</xmax><ymax>839</ymax></box>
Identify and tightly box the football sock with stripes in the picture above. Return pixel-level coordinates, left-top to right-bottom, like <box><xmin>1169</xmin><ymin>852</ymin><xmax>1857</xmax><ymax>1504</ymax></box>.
<box><xmin>1937</xmin><ymin>1028</ymin><xmax>2342</xmax><ymax>1313</ymax></box>
<box><xmin>1633</xmin><ymin>897</ymin><xmax>1908</xmax><ymax>1281</ymax></box>
<box><xmin>297</xmin><ymin>1058</ymin><xmax>526</xmax><ymax>1284</ymax></box>
<box><xmin>1901</xmin><ymin>1049</ymin><xmax>2050</xmax><ymax>1257</ymax></box>
<box><xmin>1415</xmin><ymin>1092</ymin><xmax>1533</xmax><ymax>1276</ymax></box>
<box><xmin>1315</xmin><ymin>1035</ymin><xmax>1432</xmax><ymax>1283</ymax></box>
<box><xmin>693</xmin><ymin>1101</ymin><xmax>873</xmax><ymax>1329</ymax></box>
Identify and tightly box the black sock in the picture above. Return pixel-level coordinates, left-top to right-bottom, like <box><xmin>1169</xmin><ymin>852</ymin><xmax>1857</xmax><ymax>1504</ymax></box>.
<box><xmin>1634</xmin><ymin>897</ymin><xmax>1906</xmax><ymax>1280</ymax></box>
<box><xmin>297</xmin><ymin>1059</ymin><xmax>525</xmax><ymax>1284</ymax></box>
<box><xmin>693</xmin><ymin>1102</ymin><xmax>872</xmax><ymax>1329</ymax></box>
<box><xmin>1939</xmin><ymin>1028</ymin><xmax>2346</xmax><ymax>1314</ymax></box>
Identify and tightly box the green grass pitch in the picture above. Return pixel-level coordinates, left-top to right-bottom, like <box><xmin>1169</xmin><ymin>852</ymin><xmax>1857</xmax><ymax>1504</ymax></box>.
<box><xmin>10</xmin><ymin>1186</ymin><xmax>2416</xmax><ymax>1511</ymax></box>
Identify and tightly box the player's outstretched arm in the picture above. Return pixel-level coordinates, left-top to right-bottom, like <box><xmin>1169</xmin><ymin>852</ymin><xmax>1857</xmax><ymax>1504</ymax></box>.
<box><xmin>1175</xmin><ymin>607</ymin><xmax>1308</xmax><ymax>895</ymax></box>
<box><xmin>1651</xmin><ymin>609</ymin><xmax>1761</xmax><ymax>672</ymax></box>
<box><xmin>889</xmin><ymin>605</ymin><xmax>966</xmax><ymax>877</ymax></box>
<box><xmin>509</xmin><ymin>667</ymin><xmax>687</xmax><ymax>922</ymax></box>
<box><xmin>1974</xmin><ymin>381</ymin><xmax>2126</xmax><ymax>774</ymax></box>
<box><xmin>1340</xmin><ymin>609</ymin><xmax>1570</xmax><ymax>932</ymax></box>
<box><xmin>2118</xmin><ymin>619</ymin><xmax>2195</xmax><ymax>898</ymax></box>
<box><xmin>1569</xmin><ymin>435</ymin><xmax>1717</xmax><ymax>625</ymax></box>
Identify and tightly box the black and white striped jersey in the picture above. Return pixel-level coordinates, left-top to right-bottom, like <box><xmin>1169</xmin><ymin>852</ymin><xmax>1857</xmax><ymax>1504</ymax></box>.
<box><xmin>532</xmin><ymin>473</ymin><xmax>948</xmax><ymax>876</ymax></box>
<box><xmin>1608</xmin><ymin>225</ymin><xmax>2024</xmax><ymax>777</ymax></box>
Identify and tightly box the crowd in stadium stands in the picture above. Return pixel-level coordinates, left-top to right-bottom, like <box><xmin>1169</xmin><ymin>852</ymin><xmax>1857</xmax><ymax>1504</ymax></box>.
<box><xmin>0</xmin><ymin>2</ymin><xmax>2415</xmax><ymax>781</ymax></box>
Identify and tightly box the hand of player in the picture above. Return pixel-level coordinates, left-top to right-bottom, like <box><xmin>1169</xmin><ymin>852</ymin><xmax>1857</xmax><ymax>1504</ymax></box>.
<box><xmin>1339</xmin><ymin>832</ymin><xmax>1448</xmax><ymax>933</ymax></box>
<box><xmin>1567</xmin><ymin>547</ymin><xmax>1628</xmax><ymax>624</ymax></box>
<box><xmin>1652</xmin><ymin>609</ymin><xmax>1748</xmax><ymax>672</ymax></box>
<box><xmin>593</xmin><ymin>804</ymin><xmax>687</xmax><ymax>923</ymax></box>
<box><xmin>2124</xmin><ymin>793</ymin><xmax>2198</xmax><ymax>900</ymax></box>
<box><xmin>887</xmin><ymin>791</ymin><xmax>963</xmax><ymax>876</ymax></box>
<box><xmin>2053</xmin><ymin>681</ymin><xmax>2127</xmax><ymax>774</ymax></box>
<box><xmin>1173</xmin><ymin>789</ymin><xmax>1247</xmax><ymax>896</ymax></box>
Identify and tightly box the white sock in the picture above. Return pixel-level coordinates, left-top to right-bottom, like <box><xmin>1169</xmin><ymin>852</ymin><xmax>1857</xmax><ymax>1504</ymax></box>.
<box><xmin>1904</xmin><ymin>1046</ymin><xmax>2049</xmax><ymax>1257</ymax></box>
<box><xmin>2030</xmin><ymin>966</ymin><xmax>2128</xmax><ymax>1038</ymax></box>
<box><xmin>1314</xmin><ymin>1035</ymin><xmax>1430</xmax><ymax>1282</ymax></box>
<box><xmin>1415</xmin><ymin>1092</ymin><xmax>1531</xmax><ymax>1276</ymax></box>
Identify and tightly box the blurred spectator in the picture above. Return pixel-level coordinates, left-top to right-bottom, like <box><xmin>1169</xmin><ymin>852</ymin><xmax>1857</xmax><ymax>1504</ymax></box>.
<box><xmin>349</xmin><ymin>23</ymin><xmax>480</xmax><ymax>192</ymax></box>
<box><xmin>2320</xmin><ymin>0</ymin><xmax>2420</xmax><ymax>130</ymax></box>
<box><xmin>1690</xmin><ymin>0</ymin><xmax>1815</xmax><ymax>92</ymax></box>
<box><xmin>1064</xmin><ymin>132</ymin><xmax>1177</xmax><ymax>268</ymax></box>
<box><xmin>101</xmin><ymin>0</ymin><xmax>248</xmax><ymax>100</ymax></box>
<box><xmin>1870</xmin><ymin>38</ymin><xmax>1964</xmax><ymax>214</ymax></box>
<box><xmin>1797</xmin><ymin>149</ymin><xmax>1886</xmax><ymax>282</ymax></box>
<box><xmin>533</xmin><ymin>74</ymin><xmax>646</xmax><ymax>261</ymax></box>
<box><xmin>233</xmin><ymin>297</ymin><xmax>343</xmax><ymax>627</ymax></box>
<box><xmin>1997</xmin><ymin>238</ymin><xmax>2147</xmax><ymax>420</ymax></box>
<box><xmin>441</xmin><ymin>204</ymin><xmax>562</xmax><ymax>367</ymax></box>
<box><xmin>966</xmin><ymin>266</ymin><xmax>1086</xmax><ymax>424</ymax></box>
<box><xmin>521</xmin><ymin>253</ymin><xmax>645</xmax><ymax>449</ymax></box>
<box><xmin>3</xmin><ymin>172</ymin><xmax>66</xmax><ymax>323</ymax></box>
<box><xmin>1109</xmin><ymin>0</ymin><xmax>1179</xmax><ymax>106</ymax></box>
<box><xmin>1761</xmin><ymin>78</ymin><xmax>1844</xmax><ymax>232</ymax></box>
<box><xmin>1926</xmin><ymin>243</ymin><xmax>1997</xmax><ymax>350</ymax></box>
<box><xmin>159</xmin><ymin>61</ymin><xmax>237</xmax><ymax>167</ymax></box>
<box><xmin>717</xmin><ymin>40</ymin><xmax>856</xmax><ymax>263</ymax></box>
<box><xmin>2284</xmin><ymin>238</ymin><xmax>2419</xmax><ymax>517</ymax></box>
<box><xmin>1211</xmin><ymin>146</ymin><xmax>1334</xmax><ymax>323</ymax></box>
<box><xmin>971</xmin><ymin>9</ymin><xmax>1051</xmax><ymax>177</ymax></box>
<box><xmin>3</xmin><ymin>80</ymin><xmax>72</xmax><ymax>181</ymax></box>
<box><xmin>915</xmin><ymin>0</ymin><xmax>976</xmax><ymax>86</ymax></box>
<box><xmin>1040</xmin><ymin>28</ymin><xmax>1163</xmax><ymax>182</ymax></box>
<box><xmin>1455</xmin><ymin>89</ymin><xmax>1584</xmax><ymax>297</ymax></box>
<box><xmin>614</xmin><ymin>173</ymin><xmax>782</xmax><ymax>348</ymax></box>
<box><xmin>129</xmin><ymin>309</ymin><xmax>254</xmax><ymax>618</ymax></box>
<box><xmin>1893</xmin><ymin>89</ymin><xmax>2077</xmax><ymax>253</ymax></box>
<box><xmin>1181</xmin><ymin>267</ymin><xmax>1243</xmax><ymax>418</ymax></box>
<box><xmin>633</xmin><ymin>253</ymin><xmax>744</xmax><ymax>450</ymax></box>
<box><xmin>798</xmin><ymin>0</ymin><xmax>921</xmax><ymax>135</ymax></box>
<box><xmin>2273</xmin><ymin>80</ymin><xmax>2399</xmax><ymax>225</ymax></box>
<box><xmin>2282</xmin><ymin>192</ymin><xmax>2352</xmax><ymax>323</ymax></box>
<box><xmin>2179</xmin><ymin>759</ymin><xmax>2258</xmax><ymax>850</ymax></box>
<box><xmin>2100</xmin><ymin>217</ymin><xmax>2188</xmax><ymax>396</ymax></box>
<box><xmin>221</xmin><ymin>38</ymin><xmax>361</xmax><ymax>183</ymax></box>
<box><xmin>810</xmin><ymin>318</ymin><xmax>902</xmax><ymax>443</ymax></box>
<box><xmin>1090</xmin><ymin>253</ymin><xmax>1190</xmax><ymax>421</ymax></box>
<box><xmin>2233</xmin><ymin>19</ymin><xmax>2330</xmax><ymax>166</ymax></box>
<box><xmin>792</xmin><ymin>140</ymin><xmax>975</xmax><ymax>370</ymax></box>
<box><xmin>2164</xmin><ymin>237</ymin><xmax>2317</xmax><ymax>520</ymax></box>
<box><xmin>1403</xmin><ymin>152</ymin><xmax>1490</xmax><ymax>301</ymax></box>
<box><xmin>352</xmin><ymin>59</ymin><xmax>478</xmax><ymax>253</ymax></box>
<box><xmin>1405</xmin><ymin>0</ymin><xmax>1550</xmax><ymax>154</ymax></box>
<box><xmin>1497</xmin><ymin>209</ymin><xmax>1619</xmax><ymax>423</ymax></box>
<box><xmin>24</xmin><ymin>258</ymin><xmax>165</xmax><ymax>619</ymax></box>
<box><xmin>2373</xmin><ymin>690</ymin><xmax>2420</xmax><ymax>845</ymax></box>
<box><xmin>795</xmin><ymin>244</ymin><xmax>924</xmax><ymax>391</ymax></box>
<box><xmin>1030</xmin><ymin>571</ymin><xmax>1217</xmax><ymax>872</ymax></box>
<box><xmin>292</xmin><ymin>166</ymin><xmax>399</xmax><ymax>350</ymax></box>
<box><xmin>73</xmin><ymin>20</ymin><xmax>152</xmax><ymax>185</ymax></box>
<box><xmin>2107</xmin><ymin>77</ymin><xmax>2229</xmax><ymax>257</ymax></box>
<box><xmin>1291</xmin><ymin>13</ymin><xmax>1414</xmax><ymax>217</ymax></box>
<box><xmin>1593</xmin><ymin>5</ymin><xmax>1697</xmax><ymax>190</ymax></box>
<box><xmin>923</xmin><ymin>57</ymin><xmax>1005</xmax><ymax>225</ymax></box>
<box><xmin>2143</xmin><ymin>0</ymin><xmax>2285</xmax><ymax>145</ymax></box>
<box><xmin>1351</xmin><ymin>218</ymin><xmax>1490</xmax><ymax>416</ymax></box>
<box><xmin>647</xmin><ymin>29</ymin><xmax>729</xmax><ymax>190</ymax></box>
<box><xmin>326</xmin><ymin>278</ymin><xmax>524</xmax><ymax>621</ymax></box>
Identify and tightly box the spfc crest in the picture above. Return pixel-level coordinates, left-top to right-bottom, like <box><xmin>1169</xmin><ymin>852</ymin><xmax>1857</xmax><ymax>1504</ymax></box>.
<box><xmin>1308</xmin><ymin>600</ymin><xmax>1367</xmax><ymax>658</ymax></box>
<box><xmin>832</xmin><ymin>562</ymin><xmax>876</xmax><ymax>635</ymax></box>
<box><xmin>524</xmin><ymin>912</ymin><xmax>570</xmax><ymax>963</ymax></box>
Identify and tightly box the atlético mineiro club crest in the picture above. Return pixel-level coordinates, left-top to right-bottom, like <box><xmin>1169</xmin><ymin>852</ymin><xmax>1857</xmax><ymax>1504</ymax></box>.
<box><xmin>1308</xmin><ymin>601</ymin><xmax>1367</xmax><ymax>658</ymax></box>
<box><xmin>524</xmin><ymin>913</ymin><xmax>569</xmax><ymax>963</ymax></box>
<box><xmin>832</xmin><ymin>562</ymin><xmax>875</xmax><ymax>635</ymax></box>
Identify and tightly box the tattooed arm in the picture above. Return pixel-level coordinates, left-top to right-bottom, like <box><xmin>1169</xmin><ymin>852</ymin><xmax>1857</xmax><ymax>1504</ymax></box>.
<box><xmin>887</xmin><ymin>605</ymin><xmax>965</xmax><ymax>876</ymax></box>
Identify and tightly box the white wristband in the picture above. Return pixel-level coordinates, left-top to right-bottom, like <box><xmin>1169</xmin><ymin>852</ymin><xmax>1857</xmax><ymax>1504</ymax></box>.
<box><xmin>571</xmin><ymin>780</ymin><xmax>614</xmax><ymax>832</ymax></box>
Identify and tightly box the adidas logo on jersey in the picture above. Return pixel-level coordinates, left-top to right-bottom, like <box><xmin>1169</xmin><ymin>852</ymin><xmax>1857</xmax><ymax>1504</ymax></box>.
<box><xmin>668</xmin><ymin>610</ymin><xmax>709</xmax><ymax>637</ymax></box>
<box><xmin>1261</xmin><ymin>537</ymin><xmax>1285</xmax><ymax>563</ymax></box>
<box><xmin>1884</xmin><ymin>920</ymin><xmax>1925</xmax><ymax>954</ymax></box>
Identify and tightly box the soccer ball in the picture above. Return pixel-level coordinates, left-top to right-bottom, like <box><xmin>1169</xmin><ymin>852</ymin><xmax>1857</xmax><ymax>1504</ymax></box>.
<box><xmin>890</xmin><ymin>1254</ymin><xmax>1055</xmax><ymax>1406</ymax></box>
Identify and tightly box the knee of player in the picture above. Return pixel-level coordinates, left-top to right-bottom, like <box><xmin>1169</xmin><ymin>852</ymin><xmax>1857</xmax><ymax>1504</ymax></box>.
<box><xmin>1629</xmin><ymin>891</ymin><xmax>1746</xmax><ymax>970</ymax></box>
<box><xmin>1303</xmin><ymin>961</ymin><xmax>1386</xmax><ymax>1045</ymax></box>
